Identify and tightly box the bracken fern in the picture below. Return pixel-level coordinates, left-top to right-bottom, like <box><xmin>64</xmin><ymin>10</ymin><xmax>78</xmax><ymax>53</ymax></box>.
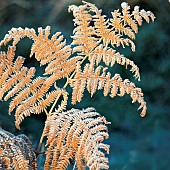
<box><xmin>0</xmin><ymin>1</ymin><xmax>155</xmax><ymax>169</ymax></box>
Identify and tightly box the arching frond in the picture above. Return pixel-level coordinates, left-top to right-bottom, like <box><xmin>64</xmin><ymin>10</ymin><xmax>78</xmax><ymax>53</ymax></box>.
<box><xmin>0</xmin><ymin>26</ymin><xmax>80</xmax><ymax>79</ymax></box>
<box><xmin>70</xmin><ymin>62</ymin><xmax>146</xmax><ymax>117</ymax></box>
<box><xmin>15</xmin><ymin>87</ymin><xmax>68</xmax><ymax>129</ymax></box>
<box><xmin>4</xmin><ymin>67</ymin><xmax>36</xmax><ymax>101</ymax></box>
<box><xmin>89</xmin><ymin>44</ymin><xmax>140</xmax><ymax>80</ymax></box>
<box><xmin>0</xmin><ymin>46</ymin><xmax>68</xmax><ymax>129</ymax></box>
<box><xmin>44</xmin><ymin>108</ymin><xmax>110</xmax><ymax>170</ymax></box>
<box><xmin>110</xmin><ymin>2</ymin><xmax>155</xmax><ymax>40</ymax></box>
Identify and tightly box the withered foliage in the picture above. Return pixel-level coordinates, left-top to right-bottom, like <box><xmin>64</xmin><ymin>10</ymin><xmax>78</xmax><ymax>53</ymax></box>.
<box><xmin>44</xmin><ymin>108</ymin><xmax>110</xmax><ymax>170</ymax></box>
<box><xmin>0</xmin><ymin>128</ymin><xmax>37</xmax><ymax>170</ymax></box>
<box><xmin>0</xmin><ymin>1</ymin><xmax>155</xmax><ymax>169</ymax></box>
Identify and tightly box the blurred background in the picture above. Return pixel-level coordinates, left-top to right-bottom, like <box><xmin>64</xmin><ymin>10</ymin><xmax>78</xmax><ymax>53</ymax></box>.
<box><xmin>0</xmin><ymin>0</ymin><xmax>170</xmax><ymax>169</ymax></box>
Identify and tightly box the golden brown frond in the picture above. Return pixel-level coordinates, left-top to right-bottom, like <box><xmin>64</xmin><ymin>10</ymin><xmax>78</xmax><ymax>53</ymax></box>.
<box><xmin>83</xmin><ymin>1</ymin><xmax>110</xmax><ymax>42</ymax></box>
<box><xmin>14</xmin><ymin>87</ymin><xmax>68</xmax><ymax>129</ymax></box>
<box><xmin>0</xmin><ymin>27</ymin><xmax>37</xmax><ymax>47</ymax></box>
<box><xmin>82</xmin><ymin>1</ymin><xmax>155</xmax><ymax>52</ymax></box>
<box><xmin>44</xmin><ymin>108</ymin><xmax>110</xmax><ymax>170</ymax></box>
<box><xmin>0</xmin><ymin>46</ymin><xmax>24</xmax><ymax>88</ymax></box>
<box><xmin>110</xmin><ymin>2</ymin><xmax>155</xmax><ymax>40</ymax></box>
<box><xmin>8</xmin><ymin>77</ymin><xmax>46</xmax><ymax>114</ymax></box>
<box><xmin>0</xmin><ymin>26</ymin><xmax>80</xmax><ymax>79</ymax></box>
<box><xmin>4</xmin><ymin>67</ymin><xmax>36</xmax><ymax>101</ymax></box>
<box><xmin>121</xmin><ymin>2</ymin><xmax>138</xmax><ymax>33</ymax></box>
<box><xmin>0</xmin><ymin>46</ymin><xmax>68</xmax><ymax>129</ymax></box>
<box><xmin>0</xmin><ymin>66</ymin><xmax>27</xmax><ymax>100</ymax></box>
<box><xmin>69</xmin><ymin>62</ymin><xmax>146</xmax><ymax>117</ymax></box>
<box><xmin>81</xmin><ymin>1</ymin><xmax>134</xmax><ymax>51</ymax></box>
<box><xmin>0</xmin><ymin>1</ymin><xmax>155</xmax><ymax>169</ymax></box>
<box><xmin>89</xmin><ymin>44</ymin><xmax>140</xmax><ymax>80</ymax></box>
<box><xmin>69</xmin><ymin>3</ymin><xmax>98</xmax><ymax>56</ymax></box>
<box><xmin>44</xmin><ymin>56</ymin><xmax>82</xmax><ymax>76</ymax></box>
<box><xmin>0</xmin><ymin>128</ymin><xmax>37</xmax><ymax>170</ymax></box>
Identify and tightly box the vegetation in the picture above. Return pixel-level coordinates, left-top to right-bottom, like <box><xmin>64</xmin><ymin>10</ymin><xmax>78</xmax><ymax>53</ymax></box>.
<box><xmin>0</xmin><ymin>0</ymin><xmax>169</xmax><ymax>169</ymax></box>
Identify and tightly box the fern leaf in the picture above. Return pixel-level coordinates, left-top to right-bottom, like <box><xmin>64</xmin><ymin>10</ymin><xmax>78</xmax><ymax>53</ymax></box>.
<box><xmin>0</xmin><ymin>26</ymin><xmax>79</xmax><ymax>80</ymax></box>
<box><xmin>44</xmin><ymin>108</ymin><xmax>110</xmax><ymax>170</ymax></box>
<box><xmin>69</xmin><ymin>3</ymin><xmax>98</xmax><ymax>56</ymax></box>
<box><xmin>14</xmin><ymin>85</ymin><xmax>68</xmax><ymax>129</ymax></box>
<box><xmin>110</xmin><ymin>2</ymin><xmax>155</xmax><ymax>37</ymax></box>
<box><xmin>70</xmin><ymin>63</ymin><xmax>147</xmax><ymax>117</ymax></box>
<box><xmin>0</xmin><ymin>46</ymin><xmax>17</xmax><ymax>87</ymax></box>
<box><xmin>3</xmin><ymin>60</ymin><xmax>71</xmax><ymax>129</ymax></box>
<box><xmin>0</xmin><ymin>27</ymin><xmax>36</xmax><ymax>47</ymax></box>
<box><xmin>8</xmin><ymin>77</ymin><xmax>45</xmax><ymax>114</ymax></box>
<box><xmin>89</xmin><ymin>44</ymin><xmax>140</xmax><ymax>80</ymax></box>
<box><xmin>45</xmin><ymin>56</ymin><xmax>82</xmax><ymax>75</ymax></box>
<box><xmin>121</xmin><ymin>2</ymin><xmax>138</xmax><ymax>33</ymax></box>
<box><xmin>84</xmin><ymin>1</ymin><xmax>111</xmax><ymax>43</ymax></box>
<box><xmin>0</xmin><ymin>67</ymin><xmax>27</xmax><ymax>100</ymax></box>
<box><xmin>4</xmin><ymin>67</ymin><xmax>36</xmax><ymax>101</ymax></box>
<box><xmin>110</xmin><ymin>10</ymin><xmax>136</xmax><ymax>46</ymax></box>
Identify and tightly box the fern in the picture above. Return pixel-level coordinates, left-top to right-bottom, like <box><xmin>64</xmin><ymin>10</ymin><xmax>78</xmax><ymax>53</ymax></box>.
<box><xmin>0</xmin><ymin>128</ymin><xmax>37</xmax><ymax>170</ymax></box>
<box><xmin>69</xmin><ymin>62</ymin><xmax>146</xmax><ymax>117</ymax></box>
<box><xmin>0</xmin><ymin>1</ymin><xmax>155</xmax><ymax>169</ymax></box>
<box><xmin>0</xmin><ymin>46</ymin><xmax>68</xmax><ymax>129</ymax></box>
<box><xmin>44</xmin><ymin>108</ymin><xmax>110</xmax><ymax>170</ymax></box>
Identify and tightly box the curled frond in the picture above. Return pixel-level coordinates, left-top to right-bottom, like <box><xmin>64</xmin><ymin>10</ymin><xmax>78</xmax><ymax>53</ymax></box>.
<box><xmin>44</xmin><ymin>108</ymin><xmax>110</xmax><ymax>170</ymax></box>
<box><xmin>0</xmin><ymin>27</ymin><xmax>37</xmax><ymax>47</ymax></box>
<box><xmin>69</xmin><ymin>62</ymin><xmax>146</xmax><ymax>117</ymax></box>
<box><xmin>0</xmin><ymin>128</ymin><xmax>37</xmax><ymax>170</ymax></box>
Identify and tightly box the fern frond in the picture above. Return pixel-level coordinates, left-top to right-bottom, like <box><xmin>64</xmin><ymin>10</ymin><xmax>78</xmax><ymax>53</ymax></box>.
<box><xmin>0</xmin><ymin>128</ymin><xmax>37</xmax><ymax>170</ymax></box>
<box><xmin>44</xmin><ymin>108</ymin><xmax>110</xmax><ymax>170</ymax></box>
<box><xmin>0</xmin><ymin>67</ymin><xmax>27</xmax><ymax>100</ymax></box>
<box><xmin>8</xmin><ymin>77</ymin><xmax>46</xmax><ymax>114</ymax></box>
<box><xmin>89</xmin><ymin>44</ymin><xmax>140</xmax><ymax>80</ymax></box>
<box><xmin>121</xmin><ymin>2</ymin><xmax>138</xmax><ymax>33</ymax></box>
<box><xmin>69</xmin><ymin>3</ymin><xmax>98</xmax><ymax>56</ymax></box>
<box><xmin>70</xmin><ymin>62</ymin><xmax>146</xmax><ymax>117</ymax></box>
<box><xmin>0</xmin><ymin>27</ymin><xmax>37</xmax><ymax>46</ymax></box>
<box><xmin>0</xmin><ymin>26</ymin><xmax>80</xmax><ymax>79</ymax></box>
<box><xmin>83</xmin><ymin>1</ymin><xmax>110</xmax><ymax>43</ymax></box>
<box><xmin>14</xmin><ymin>82</ymin><xmax>68</xmax><ymax>129</ymax></box>
<box><xmin>4</xmin><ymin>67</ymin><xmax>36</xmax><ymax>101</ymax></box>
<box><xmin>0</xmin><ymin>46</ymin><xmax>69</xmax><ymax>129</ymax></box>
<box><xmin>82</xmin><ymin>1</ymin><xmax>135</xmax><ymax>51</ymax></box>
<box><xmin>44</xmin><ymin>56</ymin><xmax>82</xmax><ymax>76</ymax></box>
<box><xmin>110</xmin><ymin>2</ymin><xmax>155</xmax><ymax>40</ymax></box>
<box><xmin>0</xmin><ymin>46</ymin><xmax>22</xmax><ymax>88</ymax></box>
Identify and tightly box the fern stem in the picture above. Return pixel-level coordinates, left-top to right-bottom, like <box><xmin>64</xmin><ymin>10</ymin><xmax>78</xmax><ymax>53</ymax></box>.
<box><xmin>48</xmin><ymin>91</ymin><xmax>62</xmax><ymax>115</ymax></box>
<box><xmin>36</xmin><ymin>127</ymin><xmax>46</xmax><ymax>153</ymax></box>
<box><xmin>73</xmin><ymin>161</ymin><xmax>76</xmax><ymax>170</ymax></box>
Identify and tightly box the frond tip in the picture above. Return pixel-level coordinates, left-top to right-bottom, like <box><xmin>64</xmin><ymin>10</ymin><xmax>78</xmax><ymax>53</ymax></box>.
<box><xmin>44</xmin><ymin>108</ymin><xmax>110</xmax><ymax>170</ymax></box>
